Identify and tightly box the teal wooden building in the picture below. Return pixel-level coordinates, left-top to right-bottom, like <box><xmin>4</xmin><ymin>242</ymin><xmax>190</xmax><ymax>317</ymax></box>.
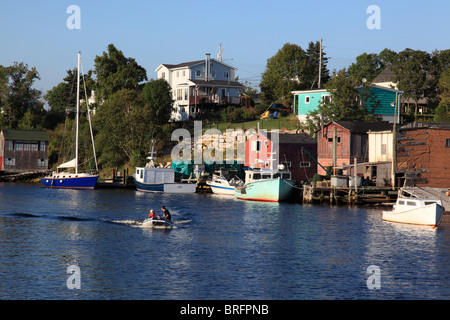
<box><xmin>356</xmin><ymin>85</ymin><xmax>403</xmax><ymax>123</ymax></box>
<box><xmin>291</xmin><ymin>89</ymin><xmax>331</xmax><ymax>123</ymax></box>
<box><xmin>292</xmin><ymin>85</ymin><xmax>403</xmax><ymax>124</ymax></box>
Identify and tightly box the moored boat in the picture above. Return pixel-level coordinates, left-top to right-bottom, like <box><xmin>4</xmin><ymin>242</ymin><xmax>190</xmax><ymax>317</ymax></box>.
<box><xmin>41</xmin><ymin>52</ymin><xmax>98</xmax><ymax>189</ymax></box>
<box><xmin>207</xmin><ymin>172</ymin><xmax>243</xmax><ymax>195</ymax></box>
<box><xmin>382</xmin><ymin>197</ymin><xmax>445</xmax><ymax>227</ymax></box>
<box><xmin>234</xmin><ymin>167</ymin><xmax>296</xmax><ymax>202</ymax></box>
<box><xmin>132</xmin><ymin>141</ymin><xmax>196</xmax><ymax>194</ymax></box>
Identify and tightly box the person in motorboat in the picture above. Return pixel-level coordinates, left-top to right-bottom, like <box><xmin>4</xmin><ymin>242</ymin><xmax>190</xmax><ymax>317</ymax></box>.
<box><xmin>161</xmin><ymin>206</ymin><xmax>171</xmax><ymax>221</ymax></box>
<box><xmin>148</xmin><ymin>209</ymin><xmax>156</xmax><ymax>219</ymax></box>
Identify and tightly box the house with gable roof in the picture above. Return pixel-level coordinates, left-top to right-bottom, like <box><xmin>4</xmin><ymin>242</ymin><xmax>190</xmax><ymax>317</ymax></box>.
<box><xmin>155</xmin><ymin>54</ymin><xmax>244</xmax><ymax>121</ymax></box>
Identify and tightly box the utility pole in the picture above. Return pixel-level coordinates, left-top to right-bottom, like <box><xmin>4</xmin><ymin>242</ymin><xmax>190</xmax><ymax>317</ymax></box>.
<box><xmin>318</xmin><ymin>38</ymin><xmax>322</xmax><ymax>89</ymax></box>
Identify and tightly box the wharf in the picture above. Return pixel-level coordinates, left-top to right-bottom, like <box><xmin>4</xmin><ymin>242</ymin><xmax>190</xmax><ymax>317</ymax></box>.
<box><xmin>302</xmin><ymin>185</ymin><xmax>398</xmax><ymax>206</ymax></box>
<box><xmin>401</xmin><ymin>187</ymin><xmax>450</xmax><ymax>212</ymax></box>
<box><xmin>96</xmin><ymin>169</ymin><xmax>136</xmax><ymax>189</ymax></box>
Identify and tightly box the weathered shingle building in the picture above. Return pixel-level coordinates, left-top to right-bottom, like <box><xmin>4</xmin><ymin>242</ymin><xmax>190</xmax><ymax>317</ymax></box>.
<box><xmin>0</xmin><ymin>129</ymin><xmax>49</xmax><ymax>173</ymax></box>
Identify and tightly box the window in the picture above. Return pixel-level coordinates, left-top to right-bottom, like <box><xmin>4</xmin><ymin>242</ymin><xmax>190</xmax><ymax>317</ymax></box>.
<box><xmin>305</xmin><ymin>96</ymin><xmax>310</xmax><ymax>103</ymax></box>
<box><xmin>300</xmin><ymin>162</ymin><xmax>311</xmax><ymax>168</ymax></box>
<box><xmin>211</xmin><ymin>70</ymin><xmax>216</xmax><ymax>78</ymax></box>
<box><xmin>5</xmin><ymin>158</ymin><xmax>15</xmax><ymax>166</ymax></box>
<box><xmin>406</xmin><ymin>201</ymin><xmax>416</xmax><ymax>206</ymax></box>
<box><xmin>196</xmin><ymin>70</ymin><xmax>202</xmax><ymax>77</ymax></box>
<box><xmin>224</xmin><ymin>71</ymin><xmax>229</xmax><ymax>78</ymax></box>
<box><xmin>337</xmin><ymin>136</ymin><xmax>341</xmax><ymax>143</ymax></box>
<box><xmin>182</xmin><ymin>70</ymin><xmax>185</xmax><ymax>77</ymax></box>
<box><xmin>37</xmin><ymin>159</ymin><xmax>48</xmax><ymax>168</ymax></box>
<box><xmin>161</xmin><ymin>72</ymin><xmax>165</xmax><ymax>79</ymax></box>
<box><xmin>15</xmin><ymin>142</ymin><xmax>23</xmax><ymax>151</ymax></box>
<box><xmin>31</xmin><ymin>143</ymin><xmax>38</xmax><ymax>151</ymax></box>
<box><xmin>23</xmin><ymin>143</ymin><xmax>30</xmax><ymax>151</ymax></box>
<box><xmin>177</xmin><ymin>89</ymin><xmax>183</xmax><ymax>101</ymax></box>
<box><xmin>40</xmin><ymin>141</ymin><xmax>46</xmax><ymax>152</ymax></box>
<box><xmin>253</xmin><ymin>173</ymin><xmax>261</xmax><ymax>180</ymax></box>
<box><xmin>446</xmin><ymin>139</ymin><xmax>450</xmax><ymax>148</ymax></box>
<box><xmin>7</xmin><ymin>141</ymin><xmax>13</xmax><ymax>151</ymax></box>
<box><xmin>262</xmin><ymin>173</ymin><xmax>271</xmax><ymax>179</ymax></box>
<box><xmin>176</xmin><ymin>71</ymin><xmax>179</xmax><ymax>77</ymax></box>
<box><xmin>282</xmin><ymin>173</ymin><xmax>291</xmax><ymax>179</ymax></box>
<box><xmin>322</xmin><ymin>95</ymin><xmax>331</xmax><ymax>104</ymax></box>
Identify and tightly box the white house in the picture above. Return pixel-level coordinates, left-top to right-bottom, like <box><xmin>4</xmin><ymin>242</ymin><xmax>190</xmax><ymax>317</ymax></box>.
<box><xmin>155</xmin><ymin>54</ymin><xmax>244</xmax><ymax>121</ymax></box>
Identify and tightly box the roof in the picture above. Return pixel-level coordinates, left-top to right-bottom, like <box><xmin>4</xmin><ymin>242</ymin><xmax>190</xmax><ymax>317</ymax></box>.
<box><xmin>1</xmin><ymin>129</ymin><xmax>49</xmax><ymax>141</ymax></box>
<box><xmin>251</xmin><ymin>131</ymin><xmax>316</xmax><ymax>144</ymax></box>
<box><xmin>373</xmin><ymin>66</ymin><xmax>395</xmax><ymax>83</ymax></box>
<box><xmin>156</xmin><ymin>58</ymin><xmax>237</xmax><ymax>71</ymax></box>
<box><xmin>279</xmin><ymin>132</ymin><xmax>316</xmax><ymax>144</ymax></box>
<box><xmin>189</xmin><ymin>79</ymin><xmax>243</xmax><ymax>88</ymax></box>
<box><xmin>160</xmin><ymin>60</ymin><xmax>205</xmax><ymax>69</ymax></box>
<box><xmin>399</xmin><ymin>121</ymin><xmax>450</xmax><ymax>131</ymax></box>
<box><xmin>318</xmin><ymin>121</ymin><xmax>394</xmax><ymax>133</ymax></box>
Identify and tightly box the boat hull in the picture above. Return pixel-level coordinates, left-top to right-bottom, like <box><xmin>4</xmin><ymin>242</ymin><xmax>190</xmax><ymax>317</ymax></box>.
<box><xmin>41</xmin><ymin>174</ymin><xmax>98</xmax><ymax>189</ymax></box>
<box><xmin>206</xmin><ymin>182</ymin><xmax>235</xmax><ymax>195</ymax></box>
<box><xmin>234</xmin><ymin>178</ymin><xmax>295</xmax><ymax>202</ymax></box>
<box><xmin>134</xmin><ymin>179</ymin><xmax>196</xmax><ymax>193</ymax></box>
<box><xmin>142</xmin><ymin>218</ymin><xmax>174</xmax><ymax>229</ymax></box>
<box><xmin>382</xmin><ymin>203</ymin><xmax>445</xmax><ymax>227</ymax></box>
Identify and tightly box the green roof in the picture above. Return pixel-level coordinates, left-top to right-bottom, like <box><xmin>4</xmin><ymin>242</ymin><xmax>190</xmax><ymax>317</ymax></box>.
<box><xmin>1</xmin><ymin>129</ymin><xmax>49</xmax><ymax>141</ymax></box>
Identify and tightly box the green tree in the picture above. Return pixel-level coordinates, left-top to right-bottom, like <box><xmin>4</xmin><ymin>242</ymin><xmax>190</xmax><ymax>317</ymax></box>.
<box><xmin>391</xmin><ymin>49</ymin><xmax>431</xmax><ymax>116</ymax></box>
<box><xmin>94</xmin><ymin>89</ymin><xmax>152</xmax><ymax>168</ymax></box>
<box><xmin>93</xmin><ymin>44</ymin><xmax>147</xmax><ymax>101</ymax></box>
<box><xmin>142</xmin><ymin>78</ymin><xmax>175</xmax><ymax>126</ymax></box>
<box><xmin>0</xmin><ymin>62</ymin><xmax>42</xmax><ymax>129</ymax></box>
<box><xmin>260</xmin><ymin>42</ymin><xmax>326</xmax><ymax>105</ymax></box>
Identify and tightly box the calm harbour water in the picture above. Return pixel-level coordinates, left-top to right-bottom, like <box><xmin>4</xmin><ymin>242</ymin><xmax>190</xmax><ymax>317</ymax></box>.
<box><xmin>0</xmin><ymin>182</ymin><xmax>448</xmax><ymax>300</ymax></box>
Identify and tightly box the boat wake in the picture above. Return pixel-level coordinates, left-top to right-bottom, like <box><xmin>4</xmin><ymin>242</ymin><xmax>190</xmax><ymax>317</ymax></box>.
<box><xmin>3</xmin><ymin>212</ymin><xmax>189</xmax><ymax>229</ymax></box>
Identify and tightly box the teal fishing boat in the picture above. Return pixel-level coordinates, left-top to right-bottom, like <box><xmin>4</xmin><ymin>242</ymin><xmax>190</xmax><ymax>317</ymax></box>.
<box><xmin>234</xmin><ymin>166</ymin><xmax>296</xmax><ymax>202</ymax></box>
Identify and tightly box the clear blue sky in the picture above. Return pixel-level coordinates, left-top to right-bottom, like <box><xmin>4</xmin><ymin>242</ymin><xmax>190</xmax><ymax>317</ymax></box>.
<box><xmin>1</xmin><ymin>0</ymin><xmax>449</xmax><ymax>96</ymax></box>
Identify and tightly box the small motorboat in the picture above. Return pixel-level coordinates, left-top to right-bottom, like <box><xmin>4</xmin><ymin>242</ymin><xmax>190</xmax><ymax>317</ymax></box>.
<box><xmin>142</xmin><ymin>218</ymin><xmax>175</xmax><ymax>229</ymax></box>
<box><xmin>382</xmin><ymin>197</ymin><xmax>445</xmax><ymax>227</ymax></box>
<box><xmin>206</xmin><ymin>173</ymin><xmax>243</xmax><ymax>195</ymax></box>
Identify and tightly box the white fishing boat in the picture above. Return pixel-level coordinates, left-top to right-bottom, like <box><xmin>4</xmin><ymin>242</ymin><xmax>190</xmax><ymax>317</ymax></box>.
<box><xmin>206</xmin><ymin>172</ymin><xmax>243</xmax><ymax>195</ymax></box>
<box><xmin>382</xmin><ymin>197</ymin><xmax>445</xmax><ymax>227</ymax></box>
<box><xmin>132</xmin><ymin>141</ymin><xmax>197</xmax><ymax>193</ymax></box>
<box><xmin>142</xmin><ymin>218</ymin><xmax>175</xmax><ymax>229</ymax></box>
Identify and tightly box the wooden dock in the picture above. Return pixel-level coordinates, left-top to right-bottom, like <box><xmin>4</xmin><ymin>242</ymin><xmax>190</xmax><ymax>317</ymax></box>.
<box><xmin>302</xmin><ymin>185</ymin><xmax>398</xmax><ymax>206</ymax></box>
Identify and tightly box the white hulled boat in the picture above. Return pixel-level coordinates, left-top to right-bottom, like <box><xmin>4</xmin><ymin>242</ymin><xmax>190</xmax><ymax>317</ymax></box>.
<box><xmin>382</xmin><ymin>197</ymin><xmax>445</xmax><ymax>227</ymax></box>
<box><xmin>132</xmin><ymin>141</ymin><xmax>196</xmax><ymax>193</ymax></box>
<box><xmin>207</xmin><ymin>172</ymin><xmax>244</xmax><ymax>195</ymax></box>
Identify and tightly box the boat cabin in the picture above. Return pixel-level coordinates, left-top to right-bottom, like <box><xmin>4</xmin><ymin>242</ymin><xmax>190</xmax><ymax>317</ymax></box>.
<box><xmin>396</xmin><ymin>198</ymin><xmax>443</xmax><ymax>207</ymax></box>
<box><xmin>135</xmin><ymin>167</ymin><xmax>176</xmax><ymax>184</ymax></box>
<box><xmin>245</xmin><ymin>168</ymin><xmax>291</xmax><ymax>183</ymax></box>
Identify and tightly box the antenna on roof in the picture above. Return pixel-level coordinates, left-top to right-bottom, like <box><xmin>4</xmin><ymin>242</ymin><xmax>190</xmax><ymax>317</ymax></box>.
<box><xmin>217</xmin><ymin>43</ymin><xmax>223</xmax><ymax>62</ymax></box>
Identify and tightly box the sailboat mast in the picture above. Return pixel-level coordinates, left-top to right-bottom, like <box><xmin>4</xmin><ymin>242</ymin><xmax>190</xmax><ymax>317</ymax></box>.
<box><xmin>75</xmin><ymin>52</ymin><xmax>80</xmax><ymax>174</ymax></box>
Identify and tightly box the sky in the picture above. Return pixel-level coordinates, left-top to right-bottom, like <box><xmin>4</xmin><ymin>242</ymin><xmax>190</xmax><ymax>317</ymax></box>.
<box><xmin>1</xmin><ymin>0</ymin><xmax>449</xmax><ymax>97</ymax></box>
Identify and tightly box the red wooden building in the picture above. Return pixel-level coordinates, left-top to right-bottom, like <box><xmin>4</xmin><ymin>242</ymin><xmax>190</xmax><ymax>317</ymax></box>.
<box><xmin>244</xmin><ymin>131</ymin><xmax>317</xmax><ymax>183</ymax></box>
<box><xmin>316</xmin><ymin>121</ymin><xmax>393</xmax><ymax>175</ymax></box>
<box><xmin>397</xmin><ymin>122</ymin><xmax>450</xmax><ymax>188</ymax></box>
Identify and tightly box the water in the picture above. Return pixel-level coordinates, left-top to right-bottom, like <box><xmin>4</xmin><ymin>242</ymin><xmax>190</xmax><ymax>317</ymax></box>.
<box><xmin>0</xmin><ymin>183</ymin><xmax>448</xmax><ymax>300</ymax></box>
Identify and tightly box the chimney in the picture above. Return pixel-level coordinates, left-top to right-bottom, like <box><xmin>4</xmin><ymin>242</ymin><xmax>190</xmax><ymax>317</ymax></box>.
<box><xmin>205</xmin><ymin>53</ymin><xmax>210</xmax><ymax>81</ymax></box>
